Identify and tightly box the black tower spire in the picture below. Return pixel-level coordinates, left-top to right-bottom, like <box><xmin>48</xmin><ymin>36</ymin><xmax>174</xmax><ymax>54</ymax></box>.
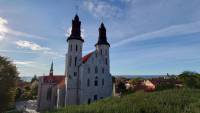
<box><xmin>95</xmin><ymin>22</ymin><xmax>110</xmax><ymax>46</ymax></box>
<box><xmin>49</xmin><ymin>61</ymin><xmax>53</xmax><ymax>76</ymax></box>
<box><xmin>67</xmin><ymin>14</ymin><xmax>84</xmax><ymax>42</ymax></box>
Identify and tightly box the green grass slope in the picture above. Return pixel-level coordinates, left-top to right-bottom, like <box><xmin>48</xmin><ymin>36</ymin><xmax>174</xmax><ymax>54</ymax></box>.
<box><xmin>47</xmin><ymin>89</ymin><xmax>200</xmax><ymax>113</ymax></box>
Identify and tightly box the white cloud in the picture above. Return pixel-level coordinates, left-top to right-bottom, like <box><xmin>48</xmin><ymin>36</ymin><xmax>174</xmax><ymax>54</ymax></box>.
<box><xmin>83</xmin><ymin>0</ymin><xmax>122</xmax><ymax>18</ymax></box>
<box><xmin>112</xmin><ymin>21</ymin><xmax>200</xmax><ymax>48</ymax></box>
<box><xmin>0</xmin><ymin>17</ymin><xmax>47</xmax><ymax>41</ymax></box>
<box><xmin>0</xmin><ymin>17</ymin><xmax>8</xmax><ymax>40</ymax></box>
<box><xmin>15</xmin><ymin>40</ymin><xmax>50</xmax><ymax>51</ymax></box>
<box><xmin>13</xmin><ymin>61</ymin><xmax>34</xmax><ymax>65</ymax></box>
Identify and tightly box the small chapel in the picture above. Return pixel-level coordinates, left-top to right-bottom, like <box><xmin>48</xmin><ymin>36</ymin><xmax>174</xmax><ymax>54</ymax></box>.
<box><xmin>37</xmin><ymin>14</ymin><xmax>113</xmax><ymax>111</ymax></box>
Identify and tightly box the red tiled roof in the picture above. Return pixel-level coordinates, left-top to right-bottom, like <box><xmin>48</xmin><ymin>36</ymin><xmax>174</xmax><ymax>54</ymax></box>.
<box><xmin>82</xmin><ymin>52</ymin><xmax>94</xmax><ymax>63</ymax></box>
<box><xmin>43</xmin><ymin>75</ymin><xmax>65</xmax><ymax>84</ymax></box>
<box><xmin>57</xmin><ymin>79</ymin><xmax>65</xmax><ymax>88</ymax></box>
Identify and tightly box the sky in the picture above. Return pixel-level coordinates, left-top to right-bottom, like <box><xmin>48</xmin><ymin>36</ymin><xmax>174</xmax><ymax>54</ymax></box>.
<box><xmin>0</xmin><ymin>0</ymin><xmax>200</xmax><ymax>77</ymax></box>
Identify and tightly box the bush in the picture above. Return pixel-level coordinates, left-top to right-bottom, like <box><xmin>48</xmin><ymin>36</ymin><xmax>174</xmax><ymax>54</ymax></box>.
<box><xmin>47</xmin><ymin>88</ymin><xmax>200</xmax><ymax>113</ymax></box>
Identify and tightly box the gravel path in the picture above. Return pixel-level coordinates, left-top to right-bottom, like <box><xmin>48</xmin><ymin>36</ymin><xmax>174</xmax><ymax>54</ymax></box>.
<box><xmin>16</xmin><ymin>100</ymin><xmax>38</xmax><ymax>113</ymax></box>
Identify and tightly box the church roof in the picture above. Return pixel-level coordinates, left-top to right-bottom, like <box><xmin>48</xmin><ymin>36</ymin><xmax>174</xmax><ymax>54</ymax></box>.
<box><xmin>57</xmin><ymin>79</ymin><xmax>65</xmax><ymax>88</ymax></box>
<box><xmin>82</xmin><ymin>51</ymin><xmax>94</xmax><ymax>63</ymax></box>
<box><xmin>43</xmin><ymin>75</ymin><xmax>65</xmax><ymax>84</ymax></box>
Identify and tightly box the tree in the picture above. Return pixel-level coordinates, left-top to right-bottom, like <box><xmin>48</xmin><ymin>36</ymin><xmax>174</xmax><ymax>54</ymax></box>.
<box><xmin>179</xmin><ymin>71</ymin><xmax>200</xmax><ymax>88</ymax></box>
<box><xmin>31</xmin><ymin>74</ymin><xmax>38</xmax><ymax>84</ymax></box>
<box><xmin>0</xmin><ymin>56</ymin><xmax>18</xmax><ymax>112</ymax></box>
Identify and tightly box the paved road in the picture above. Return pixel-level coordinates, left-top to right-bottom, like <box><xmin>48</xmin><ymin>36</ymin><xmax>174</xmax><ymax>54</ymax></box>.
<box><xmin>16</xmin><ymin>100</ymin><xmax>38</xmax><ymax>113</ymax></box>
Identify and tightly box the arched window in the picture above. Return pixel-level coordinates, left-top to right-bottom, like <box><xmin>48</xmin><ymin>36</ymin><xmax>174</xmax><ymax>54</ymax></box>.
<box><xmin>102</xmin><ymin>68</ymin><xmax>104</xmax><ymax>73</ymax></box>
<box><xmin>87</xmin><ymin>79</ymin><xmax>90</xmax><ymax>87</ymax></box>
<box><xmin>94</xmin><ymin>95</ymin><xmax>98</xmax><ymax>101</ymax></box>
<box><xmin>95</xmin><ymin>76</ymin><xmax>98</xmax><ymax>86</ymax></box>
<box><xmin>74</xmin><ymin>72</ymin><xmax>77</xmax><ymax>76</ymax></box>
<box><xmin>70</xmin><ymin>44</ymin><xmax>72</xmax><ymax>51</ymax></box>
<box><xmin>47</xmin><ymin>87</ymin><xmax>52</xmax><ymax>101</ymax></box>
<box><xmin>75</xmin><ymin>57</ymin><xmax>77</xmax><ymax>66</ymax></box>
<box><xmin>76</xmin><ymin>44</ymin><xmax>78</xmax><ymax>52</ymax></box>
<box><xmin>69</xmin><ymin>56</ymin><xmax>72</xmax><ymax>67</ymax></box>
<box><xmin>88</xmin><ymin>67</ymin><xmax>90</xmax><ymax>73</ymax></box>
<box><xmin>88</xmin><ymin>98</ymin><xmax>91</xmax><ymax>104</ymax></box>
<box><xmin>95</xmin><ymin>52</ymin><xmax>97</xmax><ymax>57</ymax></box>
<box><xmin>95</xmin><ymin>66</ymin><xmax>98</xmax><ymax>73</ymax></box>
<box><xmin>102</xmin><ymin>79</ymin><xmax>104</xmax><ymax>86</ymax></box>
<box><xmin>105</xmin><ymin>58</ymin><xmax>108</xmax><ymax>65</ymax></box>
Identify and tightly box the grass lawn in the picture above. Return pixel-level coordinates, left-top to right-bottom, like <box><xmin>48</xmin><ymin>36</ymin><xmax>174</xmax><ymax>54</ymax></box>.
<box><xmin>46</xmin><ymin>88</ymin><xmax>200</xmax><ymax>113</ymax></box>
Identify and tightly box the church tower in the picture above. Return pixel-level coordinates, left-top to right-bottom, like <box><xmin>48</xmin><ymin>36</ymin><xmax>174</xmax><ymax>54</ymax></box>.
<box><xmin>65</xmin><ymin>14</ymin><xmax>84</xmax><ymax>105</ymax></box>
<box><xmin>95</xmin><ymin>23</ymin><xmax>110</xmax><ymax>74</ymax></box>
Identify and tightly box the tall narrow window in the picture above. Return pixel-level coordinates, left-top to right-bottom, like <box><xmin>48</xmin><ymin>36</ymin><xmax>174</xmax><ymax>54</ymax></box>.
<box><xmin>75</xmin><ymin>57</ymin><xmax>77</xmax><ymax>66</ymax></box>
<box><xmin>102</xmin><ymin>79</ymin><xmax>104</xmax><ymax>86</ymax></box>
<box><xmin>88</xmin><ymin>67</ymin><xmax>90</xmax><ymax>73</ymax></box>
<box><xmin>101</xmin><ymin>49</ymin><xmax>102</xmax><ymax>55</ymax></box>
<box><xmin>47</xmin><ymin>87</ymin><xmax>52</xmax><ymax>101</ymax></box>
<box><xmin>74</xmin><ymin>72</ymin><xmax>77</xmax><ymax>76</ymax></box>
<box><xmin>105</xmin><ymin>58</ymin><xmax>108</xmax><ymax>65</ymax></box>
<box><xmin>87</xmin><ymin>79</ymin><xmax>90</xmax><ymax>87</ymax></box>
<box><xmin>70</xmin><ymin>44</ymin><xmax>72</xmax><ymax>51</ymax></box>
<box><xmin>105</xmin><ymin>50</ymin><xmax>107</xmax><ymax>56</ymax></box>
<box><xmin>76</xmin><ymin>44</ymin><xmax>78</xmax><ymax>52</ymax></box>
<box><xmin>95</xmin><ymin>52</ymin><xmax>97</xmax><ymax>57</ymax></box>
<box><xmin>94</xmin><ymin>95</ymin><xmax>98</xmax><ymax>101</ymax></box>
<box><xmin>69</xmin><ymin>56</ymin><xmax>72</xmax><ymax>67</ymax></box>
<box><xmin>102</xmin><ymin>68</ymin><xmax>104</xmax><ymax>73</ymax></box>
<box><xmin>95</xmin><ymin>66</ymin><xmax>98</xmax><ymax>73</ymax></box>
<box><xmin>88</xmin><ymin>98</ymin><xmax>91</xmax><ymax>104</ymax></box>
<box><xmin>95</xmin><ymin>76</ymin><xmax>98</xmax><ymax>86</ymax></box>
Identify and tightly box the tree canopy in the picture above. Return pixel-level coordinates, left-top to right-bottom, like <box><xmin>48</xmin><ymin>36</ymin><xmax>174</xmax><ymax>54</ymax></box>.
<box><xmin>0</xmin><ymin>56</ymin><xmax>18</xmax><ymax>112</ymax></box>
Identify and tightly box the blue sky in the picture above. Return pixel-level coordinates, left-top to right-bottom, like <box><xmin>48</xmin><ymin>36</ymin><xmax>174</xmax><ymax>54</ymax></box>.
<box><xmin>0</xmin><ymin>0</ymin><xmax>200</xmax><ymax>77</ymax></box>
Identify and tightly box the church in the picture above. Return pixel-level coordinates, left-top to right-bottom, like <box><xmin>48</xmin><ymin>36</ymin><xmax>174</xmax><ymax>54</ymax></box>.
<box><xmin>37</xmin><ymin>14</ymin><xmax>113</xmax><ymax>111</ymax></box>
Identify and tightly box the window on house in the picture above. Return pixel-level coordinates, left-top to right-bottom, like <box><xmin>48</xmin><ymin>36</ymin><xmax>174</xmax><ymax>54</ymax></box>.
<box><xmin>87</xmin><ymin>79</ymin><xmax>90</xmax><ymax>87</ymax></box>
<box><xmin>76</xmin><ymin>44</ymin><xmax>78</xmax><ymax>52</ymax></box>
<box><xmin>95</xmin><ymin>52</ymin><xmax>97</xmax><ymax>57</ymax></box>
<box><xmin>102</xmin><ymin>79</ymin><xmax>104</xmax><ymax>86</ymax></box>
<box><xmin>69</xmin><ymin>56</ymin><xmax>72</xmax><ymax>67</ymax></box>
<box><xmin>88</xmin><ymin>98</ymin><xmax>91</xmax><ymax>104</ymax></box>
<box><xmin>70</xmin><ymin>44</ymin><xmax>72</xmax><ymax>51</ymax></box>
<box><xmin>94</xmin><ymin>95</ymin><xmax>98</xmax><ymax>101</ymax></box>
<box><xmin>75</xmin><ymin>57</ymin><xmax>77</xmax><ymax>66</ymax></box>
<box><xmin>47</xmin><ymin>87</ymin><xmax>52</xmax><ymax>101</ymax></box>
<box><xmin>88</xmin><ymin>67</ymin><xmax>90</xmax><ymax>73</ymax></box>
<box><xmin>102</xmin><ymin>68</ymin><xmax>104</xmax><ymax>73</ymax></box>
<box><xmin>74</xmin><ymin>72</ymin><xmax>77</xmax><ymax>76</ymax></box>
<box><xmin>95</xmin><ymin>66</ymin><xmax>98</xmax><ymax>73</ymax></box>
<box><xmin>95</xmin><ymin>77</ymin><xmax>98</xmax><ymax>86</ymax></box>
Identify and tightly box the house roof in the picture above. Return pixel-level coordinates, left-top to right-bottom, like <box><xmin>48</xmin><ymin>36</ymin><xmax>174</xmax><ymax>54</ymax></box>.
<box><xmin>43</xmin><ymin>75</ymin><xmax>65</xmax><ymax>84</ymax></box>
<box><xmin>57</xmin><ymin>79</ymin><xmax>65</xmax><ymax>88</ymax></box>
<box><xmin>82</xmin><ymin>51</ymin><xmax>94</xmax><ymax>63</ymax></box>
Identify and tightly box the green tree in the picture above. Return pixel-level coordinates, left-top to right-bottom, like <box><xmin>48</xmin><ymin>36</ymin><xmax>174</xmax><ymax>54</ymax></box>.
<box><xmin>31</xmin><ymin>75</ymin><xmax>38</xmax><ymax>84</ymax></box>
<box><xmin>179</xmin><ymin>71</ymin><xmax>200</xmax><ymax>88</ymax></box>
<box><xmin>0</xmin><ymin>56</ymin><xmax>18</xmax><ymax>112</ymax></box>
